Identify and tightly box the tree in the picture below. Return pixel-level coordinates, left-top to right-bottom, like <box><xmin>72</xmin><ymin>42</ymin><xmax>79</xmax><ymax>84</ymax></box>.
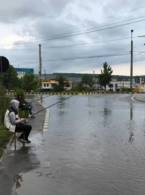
<box><xmin>0</xmin><ymin>83</ymin><xmax>9</xmax><ymax>124</ymax></box>
<box><xmin>98</xmin><ymin>62</ymin><xmax>113</xmax><ymax>90</ymax></box>
<box><xmin>21</xmin><ymin>74</ymin><xmax>39</xmax><ymax>92</ymax></box>
<box><xmin>81</xmin><ymin>74</ymin><xmax>94</xmax><ymax>90</ymax></box>
<box><xmin>54</xmin><ymin>76</ymin><xmax>65</xmax><ymax>92</ymax></box>
<box><xmin>0</xmin><ymin>65</ymin><xmax>19</xmax><ymax>90</ymax></box>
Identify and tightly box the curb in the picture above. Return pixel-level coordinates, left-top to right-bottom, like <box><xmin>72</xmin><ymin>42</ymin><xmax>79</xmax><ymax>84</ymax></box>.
<box><xmin>43</xmin><ymin>109</ymin><xmax>49</xmax><ymax>132</ymax></box>
<box><xmin>132</xmin><ymin>94</ymin><xmax>145</xmax><ymax>102</ymax></box>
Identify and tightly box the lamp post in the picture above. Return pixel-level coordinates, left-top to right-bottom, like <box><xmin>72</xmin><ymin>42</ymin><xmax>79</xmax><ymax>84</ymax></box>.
<box><xmin>130</xmin><ymin>30</ymin><xmax>134</xmax><ymax>92</ymax></box>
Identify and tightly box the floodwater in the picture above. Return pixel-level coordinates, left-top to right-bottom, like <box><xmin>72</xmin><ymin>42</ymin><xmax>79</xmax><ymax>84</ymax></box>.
<box><xmin>1</xmin><ymin>94</ymin><xmax>145</xmax><ymax>195</ymax></box>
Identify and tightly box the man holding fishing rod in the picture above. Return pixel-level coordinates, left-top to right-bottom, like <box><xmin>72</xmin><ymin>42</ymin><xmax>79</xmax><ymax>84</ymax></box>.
<box><xmin>4</xmin><ymin>99</ymin><xmax>32</xmax><ymax>144</ymax></box>
<box><xmin>4</xmin><ymin>95</ymin><xmax>72</xmax><ymax>144</ymax></box>
<box><xmin>16</xmin><ymin>94</ymin><xmax>35</xmax><ymax>118</ymax></box>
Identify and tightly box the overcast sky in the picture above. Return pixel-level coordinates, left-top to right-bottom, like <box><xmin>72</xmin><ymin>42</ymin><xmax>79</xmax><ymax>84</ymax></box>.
<box><xmin>0</xmin><ymin>0</ymin><xmax>145</xmax><ymax>75</ymax></box>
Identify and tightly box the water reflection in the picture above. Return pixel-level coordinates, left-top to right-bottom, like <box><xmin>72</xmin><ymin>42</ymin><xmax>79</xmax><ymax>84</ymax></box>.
<box><xmin>58</xmin><ymin>96</ymin><xmax>66</xmax><ymax>107</ymax></box>
<box><xmin>128</xmin><ymin>100</ymin><xmax>134</xmax><ymax>143</ymax></box>
<box><xmin>130</xmin><ymin>100</ymin><xmax>133</xmax><ymax>121</ymax></box>
<box><xmin>103</xmin><ymin>107</ymin><xmax>111</xmax><ymax>115</ymax></box>
<box><xmin>40</xmin><ymin>94</ymin><xmax>43</xmax><ymax>104</ymax></box>
<box><xmin>3</xmin><ymin>94</ymin><xmax>145</xmax><ymax>195</ymax></box>
<box><xmin>102</xmin><ymin>97</ymin><xmax>112</xmax><ymax>127</ymax></box>
<box><xmin>0</xmin><ymin>146</ymin><xmax>40</xmax><ymax>195</ymax></box>
<box><xmin>57</xmin><ymin>96</ymin><xmax>67</xmax><ymax>115</ymax></box>
<box><xmin>14</xmin><ymin>174</ymin><xmax>23</xmax><ymax>189</ymax></box>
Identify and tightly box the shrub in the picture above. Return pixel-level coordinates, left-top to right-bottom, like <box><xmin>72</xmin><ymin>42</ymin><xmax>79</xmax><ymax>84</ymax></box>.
<box><xmin>0</xmin><ymin>84</ymin><xmax>10</xmax><ymax>125</ymax></box>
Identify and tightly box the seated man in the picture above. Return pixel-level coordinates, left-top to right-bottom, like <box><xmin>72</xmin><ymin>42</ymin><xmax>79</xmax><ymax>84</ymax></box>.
<box><xmin>4</xmin><ymin>99</ymin><xmax>32</xmax><ymax>143</ymax></box>
<box><xmin>16</xmin><ymin>95</ymin><xmax>35</xmax><ymax>118</ymax></box>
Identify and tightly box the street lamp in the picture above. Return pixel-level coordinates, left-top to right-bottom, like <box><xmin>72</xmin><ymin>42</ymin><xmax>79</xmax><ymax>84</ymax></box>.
<box><xmin>130</xmin><ymin>30</ymin><xmax>134</xmax><ymax>92</ymax></box>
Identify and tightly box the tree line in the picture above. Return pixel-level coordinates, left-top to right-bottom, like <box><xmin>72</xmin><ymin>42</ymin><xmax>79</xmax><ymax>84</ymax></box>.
<box><xmin>0</xmin><ymin>65</ymin><xmax>39</xmax><ymax>92</ymax></box>
<box><xmin>0</xmin><ymin>62</ymin><xmax>113</xmax><ymax>93</ymax></box>
<box><xmin>55</xmin><ymin>62</ymin><xmax>113</xmax><ymax>92</ymax></box>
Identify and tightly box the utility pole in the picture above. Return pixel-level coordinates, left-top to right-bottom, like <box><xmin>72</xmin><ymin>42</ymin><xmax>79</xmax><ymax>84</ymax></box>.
<box><xmin>39</xmin><ymin>44</ymin><xmax>42</xmax><ymax>80</ymax></box>
<box><xmin>38</xmin><ymin>44</ymin><xmax>42</xmax><ymax>92</ymax></box>
<box><xmin>130</xmin><ymin>30</ymin><xmax>134</xmax><ymax>91</ymax></box>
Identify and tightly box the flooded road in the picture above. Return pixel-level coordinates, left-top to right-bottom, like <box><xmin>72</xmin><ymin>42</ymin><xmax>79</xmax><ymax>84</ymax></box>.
<box><xmin>1</xmin><ymin>94</ymin><xmax>145</xmax><ymax>195</ymax></box>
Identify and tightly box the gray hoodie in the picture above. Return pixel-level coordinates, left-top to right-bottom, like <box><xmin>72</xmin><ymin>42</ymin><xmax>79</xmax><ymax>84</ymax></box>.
<box><xmin>4</xmin><ymin>99</ymin><xmax>21</xmax><ymax>132</ymax></box>
<box><xmin>9</xmin><ymin>99</ymin><xmax>20</xmax><ymax>125</ymax></box>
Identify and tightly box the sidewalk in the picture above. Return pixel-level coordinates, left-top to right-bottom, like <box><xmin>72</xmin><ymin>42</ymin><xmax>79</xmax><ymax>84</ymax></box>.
<box><xmin>0</xmin><ymin>101</ymin><xmax>46</xmax><ymax>195</ymax></box>
<box><xmin>28</xmin><ymin>100</ymin><xmax>46</xmax><ymax>134</ymax></box>
<box><xmin>2</xmin><ymin>100</ymin><xmax>46</xmax><ymax>156</ymax></box>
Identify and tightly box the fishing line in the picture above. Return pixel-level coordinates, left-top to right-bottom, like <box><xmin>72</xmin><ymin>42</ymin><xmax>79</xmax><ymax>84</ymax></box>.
<box><xmin>33</xmin><ymin>96</ymin><xmax>72</xmax><ymax>116</ymax></box>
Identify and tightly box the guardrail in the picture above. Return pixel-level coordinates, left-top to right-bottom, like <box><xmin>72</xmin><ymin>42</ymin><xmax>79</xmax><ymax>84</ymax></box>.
<box><xmin>6</xmin><ymin>91</ymin><xmax>145</xmax><ymax>96</ymax></box>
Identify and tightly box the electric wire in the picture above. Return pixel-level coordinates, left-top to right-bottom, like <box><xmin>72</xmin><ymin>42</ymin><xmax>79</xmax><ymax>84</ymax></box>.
<box><xmin>45</xmin><ymin>16</ymin><xmax>145</xmax><ymax>40</ymax></box>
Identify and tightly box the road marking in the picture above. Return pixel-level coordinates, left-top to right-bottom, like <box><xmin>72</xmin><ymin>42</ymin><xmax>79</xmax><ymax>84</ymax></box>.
<box><xmin>43</xmin><ymin>109</ymin><xmax>49</xmax><ymax>132</ymax></box>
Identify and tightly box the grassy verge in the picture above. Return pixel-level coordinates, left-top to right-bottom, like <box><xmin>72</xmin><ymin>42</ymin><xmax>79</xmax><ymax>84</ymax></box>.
<box><xmin>0</xmin><ymin>126</ymin><xmax>12</xmax><ymax>158</ymax></box>
<box><xmin>0</xmin><ymin>94</ymin><xmax>11</xmax><ymax>158</ymax></box>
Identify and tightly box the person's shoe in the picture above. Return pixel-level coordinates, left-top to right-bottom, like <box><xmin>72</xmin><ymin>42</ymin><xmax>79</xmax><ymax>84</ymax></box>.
<box><xmin>18</xmin><ymin>138</ymin><xmax>27</xmax><ymax>143</ymax></box>
<box><xmin>28</xmin><ymin>114</ymin><xmax>35</xmax><ymax>119</ymax></box>
<box><xmin>25</xmin><ymin>139</ymin><xmax>31</xmax><ymax>144</ymax></box>
<box><xmin>18</xmin><ymin>134</ymin><xmax>24</xmax><ymax>139</ymax></box>
<box><xmin>31</xmin><ymin>114</ymin><xmax>35</xmax><ymax>119</ymax></box>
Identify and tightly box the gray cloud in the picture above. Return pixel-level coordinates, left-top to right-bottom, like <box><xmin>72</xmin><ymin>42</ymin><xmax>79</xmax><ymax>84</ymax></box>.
<box><xmin>0</xmin><ymin>0</ymin><xmax>145</xmax><ymax>75</ymax></box>
<box><xmin>0</xmin><ymin>0</ymin><xmax>69</xmax><ymax>22</ymax></box>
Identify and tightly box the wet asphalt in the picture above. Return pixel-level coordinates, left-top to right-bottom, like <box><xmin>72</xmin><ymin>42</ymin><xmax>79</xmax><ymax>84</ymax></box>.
<box><xmin>0</xmin><ymin>99</ymin><xmax>45</xmax><ymax>195</ymax></box>
<box><xmin>1</xmin><ymin>94</ymin><xmax>145</xmax><ymax>195</ymax></box>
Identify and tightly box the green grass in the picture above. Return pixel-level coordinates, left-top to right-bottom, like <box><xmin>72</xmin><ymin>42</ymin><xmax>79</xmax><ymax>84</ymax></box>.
<box><xmin>0</xmin><ymin>126</ymin><xmax>12</xmax><ymax>158</ymax></box>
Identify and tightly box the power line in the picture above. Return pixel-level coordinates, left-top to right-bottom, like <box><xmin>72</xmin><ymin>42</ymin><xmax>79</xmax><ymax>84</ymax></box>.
<box><xmin>45</xmin><ymin>13</ymin><xmax>145</xmax><ymax>38</ymax></box>
<box><xmin>17</xmin><ymin>52</ymin><xmax>130</xmax><ymax>65</ymax></box>
<box><xmin>3</xmin><ymin>32</ymin><xmax>142</xmax><ymax>52</ymax></box>
<box><xmin>42</xmin><ymin>53</ymin><xmax>130</xmax><ymax>62</ymax></box>
<box><xmin>45</xmin><ymin>16</ymin><xmax>145</xmax><ymax>40</ymax></box>
<box><xmin>43</xmin><ymin>36</ymin><xmax>132</xmax><ymax>49</ymax></box>
<box><xmin>4</xmin><ymin>15</ymin><xmax>145</xmax><ymax>50</ymax></box>
<box><xmin>5</xmin><ymin>35</ymin><xmax>132</xmax><ymax>50</ymax></box>
<box><xmin>48</xmin><ymin>16</ymin><xmax>145</xmax><ymax>38</ymax></box>
<box><xmin>129</xmin><ymin>5</ymin><xmax>145</xmax><ymax>12</ymax></box>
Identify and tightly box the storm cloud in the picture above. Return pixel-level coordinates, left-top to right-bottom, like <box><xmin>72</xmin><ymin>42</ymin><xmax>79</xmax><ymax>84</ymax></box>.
<box><xmin>0</xmin><ymin>0</ymin><xmax>145</xmax><ymax>75</ymax></box>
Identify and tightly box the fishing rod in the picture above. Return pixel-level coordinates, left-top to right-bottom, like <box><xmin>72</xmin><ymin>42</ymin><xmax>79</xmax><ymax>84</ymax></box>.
<box><xmin>23</xmin><ymin>93</ymin><xmax>68</xmax><ymax>104</ymax></box>
<box><xmin>33</xmin><ymin>95</ymin><xmax>73</xmax><ymax>116</ymax></box>
<box><xmin>26</xmin><ymin>94</ymin><xmax>50</xmax><ymax>103</ymax></box>
<box><xmin>28</xmin><ymin>94</ymin><xmax>72</xmax><ymax>106</ymax></box>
